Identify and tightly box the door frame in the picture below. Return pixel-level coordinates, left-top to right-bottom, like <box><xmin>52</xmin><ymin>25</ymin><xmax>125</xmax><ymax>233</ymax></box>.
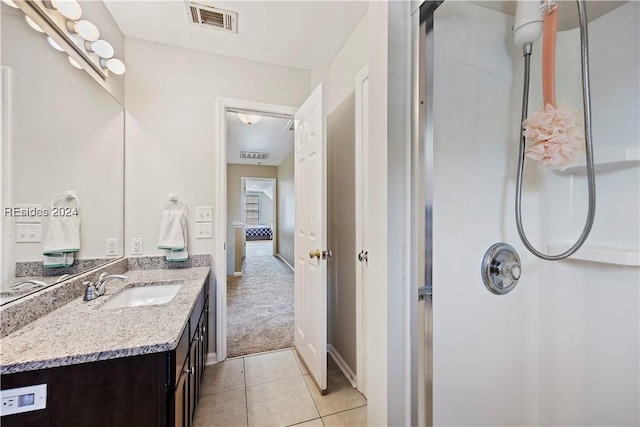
<box><xmin>241</xmin><ymin>176</ymin><xmax>278</xmax><ymax>257</ymax></box>
<box><xmin>354</xmin><ymin>64</ymin><xmax>369</xmax><ymax>395</ymax></box>
<box><xmin>214</xmin><ymin>98</ymin><xmax>298</xmax><ymax>363</ymax></box>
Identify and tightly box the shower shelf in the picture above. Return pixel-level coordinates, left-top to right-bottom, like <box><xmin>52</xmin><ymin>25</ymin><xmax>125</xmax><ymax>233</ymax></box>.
<box><xmin>548</xmin><ymin>243</ymin><xmax>640</xmax><ymax>266</ymax></box>
<box><xmin>554</xmin><ymin>147</ymin><xmax>640</xmax><ymax>174</ymax></box>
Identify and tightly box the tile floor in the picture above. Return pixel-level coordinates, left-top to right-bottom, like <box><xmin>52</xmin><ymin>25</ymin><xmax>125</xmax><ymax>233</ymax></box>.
<box><xmin>194</xmin><ymin>348</ymin><xmax>367</xmax><ymax>427</ymax></box>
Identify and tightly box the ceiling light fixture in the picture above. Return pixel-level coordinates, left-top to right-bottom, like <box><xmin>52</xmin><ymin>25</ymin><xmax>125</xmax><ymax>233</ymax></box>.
<box><xmin>85</xmin><ymin>40</ymin><xmax>114</xmax><ymax>59</ymax></box>
<box><xmin>99</xmin><ymin>58</ymin><xmax>126</xmax><ymax>75</ymax></box>
<box><xmin>67</xmin><ymin>19</ymin><xmax>99</xmax><ymax>42</ymax></box>
<box><xmin>237</xmin><ymin>113</ymin><xmax>262</xmax><ymax>125</ymax></box>
<box><xmin>46</xmin><ymin>0</ymin><xmax>82</xmax><ymax>21</ymax></box>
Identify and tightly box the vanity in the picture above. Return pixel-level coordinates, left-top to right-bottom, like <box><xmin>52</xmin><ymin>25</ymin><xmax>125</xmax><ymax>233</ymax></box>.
<box><xmin>0</xmin><ymin>263</ymin><xmax>210</xmax><ymax>427</ymax></box>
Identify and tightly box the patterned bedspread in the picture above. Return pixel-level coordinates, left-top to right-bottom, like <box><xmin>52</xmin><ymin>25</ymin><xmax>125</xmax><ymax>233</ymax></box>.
<box><xmin>246</xmin><ymin>224</ymin><xmax>273</xmax><ymax>240</ymax></box>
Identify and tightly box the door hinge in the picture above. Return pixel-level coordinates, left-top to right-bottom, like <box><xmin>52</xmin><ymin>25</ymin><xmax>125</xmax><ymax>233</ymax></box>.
<box><xmin>418</xmin><ymin>285</ymin><xmax>432</xmax><ymax>302</ymax></box>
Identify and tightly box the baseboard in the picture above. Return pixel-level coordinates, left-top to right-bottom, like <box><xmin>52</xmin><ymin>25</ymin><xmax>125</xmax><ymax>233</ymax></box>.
<box><xmin>328</xmin><ymin>344</ymin><xmax>357</xmax><ymax>388</ymax></box>
<box><xmin>275</xmin><ymin>254</ymin><xmax>295</xmax><ymax>271</ymax></box>
<box><xmin>206</xmin><ymin>353</ymin><xmax>219</xmax><ymax>366</ymax></box>
<box><xmin>233</xmin><ymin>272</ymin><xmax>242</xmax><ymax>277</ymax></box>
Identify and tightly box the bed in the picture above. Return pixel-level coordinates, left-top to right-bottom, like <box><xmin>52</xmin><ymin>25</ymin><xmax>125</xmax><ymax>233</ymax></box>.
<box><xmin>245</xmin><ymin>224</ymin><xmax>273</xmax><ymax>241</ymax></box>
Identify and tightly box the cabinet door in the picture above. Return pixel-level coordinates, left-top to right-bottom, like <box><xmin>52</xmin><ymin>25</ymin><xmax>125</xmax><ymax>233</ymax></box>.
<box><xmin>172</xmin><ymin>369</ymin><xmax>188</xmax><ymax>427</ymax></box>
<box><xmin>188</xmin><ymin>337</ymin><xmax>198</xmax><ymax>426</ymax></box>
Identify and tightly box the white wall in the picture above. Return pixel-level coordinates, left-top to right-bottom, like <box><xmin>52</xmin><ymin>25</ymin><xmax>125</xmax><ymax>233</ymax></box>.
<box><xmin>538</xmin><ymin>3</ymin><xmax>640</xmax><ymax>425</ymax></box>
<box><xmin>431</xmin><ymin>3</ymin><xmax>541</xmax><ymax>425</ymax></box>
<box><xmin>124</xmin><ymin>38</ymin><xmax>310</xmax><ymax>264</ymax></box>
<box><xmin>430</xmin><ymin>2</ymin><xmax>639</xmax><ymax>426</ymax></box>
<box><xmin>276</xmin><ymin>152</ymin><xmax>295</xmax><ymax>266</ymax></box>
<box><xmin>1</xmin><ymin>11</ymin><xmax>124</xmax><ymax>277</ymax></box>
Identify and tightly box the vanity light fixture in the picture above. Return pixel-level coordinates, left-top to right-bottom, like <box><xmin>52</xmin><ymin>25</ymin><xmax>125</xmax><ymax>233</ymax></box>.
<box><xmin>47</xmin><ymin>37</ymin><xmax>65</xmax><ymax>52</ymax></box>
<box><xmin>85</xmin><ymin>40</ymin><xmax>114</xmax><ymax>59</ymax></box>
<box><xmin>67</xmin><ymin>56</ymin><xmax>82</xmax><ymax>69</ymax></box>
<box><xmin>67</xmin><ymin>19</ymin><xmax>99</xmax><ymax>42</ymax></box>
<box><xmin>2</xmin><ymin>0</ymin><xmax>19</xmax><ymax>9</ymax></box>
<box><xmin>99</xmin><ymin>58</ymin><xmax>125</xmax><ymax>75</ymax></box>
<box><xmin>25</xmin><ymin>16</ymin><xmax>45</xmax><ymax>33</ymax></box>
<box><xmin>45</xmin><ymin>0</ymin><xmax>82</xmax><ymax>21</ymax></box>
<box><xmin>237</xmin><ymin>113</ymin><xmax>262</xmax><ymax>125</ymax></box>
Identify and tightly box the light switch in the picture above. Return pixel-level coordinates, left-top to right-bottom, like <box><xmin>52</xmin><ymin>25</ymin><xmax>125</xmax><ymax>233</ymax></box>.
<box><xmin>196</xmin><ymin>223</ymin><xmax>213</xmax><ymax>239</ymax></box>
<box><xmin>195</xmin><ymin>206</ymin><xmax>213</xmax><ymax>223</ymax></box>
<box><xmin>16</xmin><ymin>224</ymin><xmax>42</xmax><ymax>243</ymax></box>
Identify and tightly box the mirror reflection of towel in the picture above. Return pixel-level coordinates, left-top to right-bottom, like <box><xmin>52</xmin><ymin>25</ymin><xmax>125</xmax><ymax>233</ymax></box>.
<box><xmin>43</xmin><ymin>215</ymin><xmax>80</xmax><ymax>267</ymax></box>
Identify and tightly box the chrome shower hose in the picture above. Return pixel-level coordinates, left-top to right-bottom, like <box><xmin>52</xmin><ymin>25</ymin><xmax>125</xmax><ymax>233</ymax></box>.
<box><xmin>515</xmin><ymin>0</ymin><xmax>596</xmax><ymax>261</ymax></box>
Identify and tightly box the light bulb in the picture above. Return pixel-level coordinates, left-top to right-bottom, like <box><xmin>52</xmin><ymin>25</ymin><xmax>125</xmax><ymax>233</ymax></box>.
<box><xmin>52</xmin><ymin>0</ymin><xmax>82</xmax><ymax>20</ymax></box>
<box><xmin>67</xmin><ymin>20</ymin><xmax>99</xmax><ymax>42</ymax></box>
<box><xmin>237</xmin><ymin>113</ymin><xmax>262</xmax><ymax>125</ymax></box>
<box><xmin>47</xmin><ymin>37</ymin><xmax>65</xmax><ymax>52</ymax></box>
<box><xmin>1</xmin><ymin>0</ymin><xmax>19</xmax><ymax>9</ymax></box>
<box><xmin>68</xmin><ymin>56</ymin><xmax>82</xmax><ymax>69</ymax></box>
<box><xmin>100</xmin><ymin>58</ymin><xmax>125</xmax><ymax>75</ymax></box>
<box><xmin>85</xmin><ymin>39</ymin><xmax>114</xmax><ymax>59</ymax></box>
<box><xmin>24</xmin><ymin>16</ymin><xmax>45</xmax><ymax>33</ymax></box>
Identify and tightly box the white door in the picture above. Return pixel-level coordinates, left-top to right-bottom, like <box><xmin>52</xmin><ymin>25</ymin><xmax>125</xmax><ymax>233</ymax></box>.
<box><xmin>355</xmin><ymin>65</ymin><xmax>369</xmax><ymax>396</ymax></box>
<box><xmin>294</xmin><ymin>83</ymin><xmax>328</xmax><ymax>393</ymax></box>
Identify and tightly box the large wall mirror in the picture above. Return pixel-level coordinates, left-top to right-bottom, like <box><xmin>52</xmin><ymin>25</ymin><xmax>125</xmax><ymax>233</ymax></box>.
<box><xmin>0</xmin><ymin>4</ymin><xmax>124</xmax><ymax>304</ymax></box>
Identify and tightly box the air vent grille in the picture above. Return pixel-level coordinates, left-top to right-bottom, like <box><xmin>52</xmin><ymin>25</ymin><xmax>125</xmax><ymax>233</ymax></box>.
<box><xmin>240</xmin><ymin>151</ymin><xmax>270</xmax><ymax>160</ymax></box>
<box><xmin>185</xmin><ymin>2</ymin><xmax>237</xmax><ymax>33</ymax></box>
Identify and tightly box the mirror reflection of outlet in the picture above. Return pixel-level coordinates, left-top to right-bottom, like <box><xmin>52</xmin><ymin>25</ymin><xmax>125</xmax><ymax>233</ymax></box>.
<box><xmin>106</xmin><ymin>238</ymin><xmax>119</xmax><ymax>256</ymax></box>
<box><xmin>196</xmin><ymin>223</ymin><xmax>213</xmax><ymax>239</ymax></box>
<box><xmin>131</xmin><ymin>238</ymin><xmax>143</xmax><ymax>255</ymax></box>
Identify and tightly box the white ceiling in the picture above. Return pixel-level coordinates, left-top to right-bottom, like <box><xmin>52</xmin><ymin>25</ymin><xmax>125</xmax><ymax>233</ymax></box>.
<box><xmin>103</xmin><ymin>0</ymin><xmax>368</xmax><ymax>70</ymax></box>
<box><xmin>227</xmin><ymin>112</ymin><xmax>293</xmax><ymax>166</ymax></box>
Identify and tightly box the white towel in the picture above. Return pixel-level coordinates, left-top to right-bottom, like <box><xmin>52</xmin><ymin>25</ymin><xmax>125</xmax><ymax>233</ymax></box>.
<box><xmin>158</xmin><ymin>210</ymin><xmax>188</xmax><ymax>262</ymax></box>
<box><xmin>158</xmin><ymin>210</ymin><xmax>186</xmax><ymax>250</ymax></box>
<box><xmin>43</xmin><ymin>215</ymin><xmax>80</xmax><ymax>267</ymax></box>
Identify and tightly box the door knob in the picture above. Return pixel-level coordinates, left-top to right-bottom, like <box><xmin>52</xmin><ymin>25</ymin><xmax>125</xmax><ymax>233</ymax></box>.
<box><xmin>358</xmin><ymin>251</ymin><xmax>368</xmax><ymax>262</ymax></box>
<box><xmin>309</xmin><ymin>249</ymin><xmax>321</xmax><ymax>259</ymax></box>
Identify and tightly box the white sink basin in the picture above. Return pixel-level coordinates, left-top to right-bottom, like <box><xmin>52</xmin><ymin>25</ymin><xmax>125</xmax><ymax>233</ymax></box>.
<box><xmin>101</xmin><ymin>283</ymin><xmax>183</xmax><ymax>309</ymax></box>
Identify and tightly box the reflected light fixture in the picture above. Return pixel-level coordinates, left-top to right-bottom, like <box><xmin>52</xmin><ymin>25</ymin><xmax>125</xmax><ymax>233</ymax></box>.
<box><xmin>99</xmin><ymin>58</ymin><xmax>125</xmax><ymax>75</ymax></box>
<box><xmin>85</xmin><ymin>39</ymin><xmax>114</xmax><ymax>59</ymax></box>
<box><xmin>47</xmin><ymin>36</ymin><xmax>65</xmax><ymax>52</ymax></box>
<box><xmin>25</xmin><ymin>16</ymin><xmax>45</xmax><ymax>33</ymax></box>
<box><xmin>67</xmin><ymin>19</ymin><xmax>99</xmax><ymax>42</ymax></box>
<box><xmin>2</xmin><ymin>0</ymin><xmax>19</xmax><ymax>9</ymax></box>
<box><xmin>237</xmin><ymin>113</ymin><xmax>262</xmax><ymax>125</ymax></box>
<box><xmin>67</xmin><ymin>56</ymin><xmax>82</xmax><ymax>69</ymax></box>
<box><xmin>47</xmin><ymin>0</ymin><xmax>82</xmax><ymax>20</ymax></box>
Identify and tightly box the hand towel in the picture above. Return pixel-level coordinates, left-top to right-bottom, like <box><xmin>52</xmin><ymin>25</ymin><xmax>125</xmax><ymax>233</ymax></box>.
<box><xmin>158</xmin><ymin>210</ymin><xmax>186</xmax><ymax>250</ymax></box>
<box><xmin>43</xmin><ymin>215</ymin><xmax>80</xmax><ymax>267</ymax></box>
<box><xmin>167</xmin><ymin>249</ymin><xmax>189</xmax><ymax>262</ymax></box>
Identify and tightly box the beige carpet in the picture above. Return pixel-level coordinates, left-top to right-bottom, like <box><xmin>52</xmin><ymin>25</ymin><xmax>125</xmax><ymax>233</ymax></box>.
<box><xmin>227</xmin><ymin>241</ymin><xmax>294</xmax><ymax>357</ymax></box>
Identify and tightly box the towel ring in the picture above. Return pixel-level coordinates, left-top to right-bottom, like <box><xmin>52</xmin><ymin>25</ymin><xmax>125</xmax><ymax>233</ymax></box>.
<box><xmin>162</xmin><ymin>194</ymin><xmax>186</xmax><ymax>213</ymax></box>
<box><xmin>51</xmin><ymin>192</ymin><xmax>80</xmax><ymax>209</ymax></box>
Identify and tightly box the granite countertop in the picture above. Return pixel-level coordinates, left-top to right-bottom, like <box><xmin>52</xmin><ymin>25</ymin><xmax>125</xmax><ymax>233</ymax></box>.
<box><xmin>0</xmin><ymin>267</ymin><xmax>209</xmax><ymax>374</ymax></box>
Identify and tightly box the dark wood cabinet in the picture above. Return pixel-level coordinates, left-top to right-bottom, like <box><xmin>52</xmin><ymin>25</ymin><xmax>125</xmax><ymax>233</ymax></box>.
<box><xmin>1</xmin><ymin>279</ymin><xmax>209</xmax><ymax>427</ymax></box>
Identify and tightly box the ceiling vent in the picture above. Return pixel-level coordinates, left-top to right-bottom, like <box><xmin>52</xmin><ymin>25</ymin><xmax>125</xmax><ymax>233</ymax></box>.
<box><xmin>185</xmin><ymin>2</ymin><xmax>237</xmax><ymax>34</ymax></box>
<box><xmin>240</xmin><ymin>151</ymin><xmax>269</xmax><ymax>160</ymax></box>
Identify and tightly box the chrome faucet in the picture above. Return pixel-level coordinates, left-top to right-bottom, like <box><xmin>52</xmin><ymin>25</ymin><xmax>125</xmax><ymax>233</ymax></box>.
<box><xmin>55</xmin><ymin>274</ymin><xmax>71</xmax><ymax>284</ymax></box>
<box><xmin>11</xmin><ymin>279</ymin><xmax>47</xmax><ymax>291</ymax></box>
<box><xmin>83</xmin><ymin>273</ymin><xmax>128</xmax><ymax>301</ymax></box>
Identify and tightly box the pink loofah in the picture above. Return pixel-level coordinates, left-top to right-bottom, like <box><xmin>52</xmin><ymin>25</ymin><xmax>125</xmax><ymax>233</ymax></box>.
<box><xmin>523</xmin><ymin>103</ymin><xmax>585</xmax><ymax>169</ymax></box>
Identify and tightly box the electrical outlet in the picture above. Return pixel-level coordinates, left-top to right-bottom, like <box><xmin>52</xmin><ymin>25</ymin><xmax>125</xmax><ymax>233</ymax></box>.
<box><xmin>106</xmin><ymin>238</ymin><xmax>119</xmax><ymax>256</ymax></box>
<box><xmin>131</xmin><ymin>238</ymin><xmax>143</xmax><ymax>255</ymax></box>
<box><xmin>196</xmin><ymin>223</ymin><xmax>213</xmax><ymax>239</ymax></box>
<box><xmin>195</xmin><ymin>206</ymin><xmax>213</xmax><ymax>223</ymax></box>
<box><xmin>16</xmin><ymin>224</ymin><xmax>42</xmax><ymax>243</ymax></box>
